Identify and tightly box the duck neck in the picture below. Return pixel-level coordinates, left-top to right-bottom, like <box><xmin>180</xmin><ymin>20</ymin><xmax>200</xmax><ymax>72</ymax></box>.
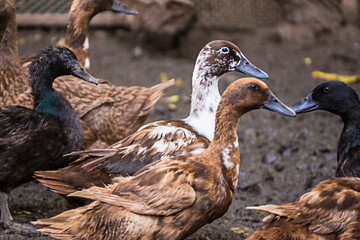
<box><xmin>31</xmin><ymin>71</ymin><xmax>83</xmax><ymax>152</ymax></box>
<box><xmin>205</xmin><ymin>104</ymin><xmax>242</xmax><ymax>192</ymax></box>
<box><xmin>0</xmin><ymin>0</ymin><xmax>21</xmax><ymax>88</ymax></box>
<box><xmin>340</xmin><ymin>104</ymin><xmax>360</xmax><ymax>124</ymax></box>
<box><xmin>339</xmin><ymin>108</ymin><xmax>360</xmax><ymax>154</ymax></box>
<box><xmin>185</xmin><ymin>58</ymin><xmax>221</xmax><ymax>141</ymax></box>
<box><xmin>65</xmin><ymin>3</ymin><xmax>93</xmax><ymax>70</ymax></box>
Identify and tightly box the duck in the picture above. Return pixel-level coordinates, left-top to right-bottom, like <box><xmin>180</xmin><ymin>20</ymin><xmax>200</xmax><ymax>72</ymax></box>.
<box><xmin>0</xmin><ymin>45</ymin><xmax>98</xmax><ymax>223</ymax></box>
<box><xmin>246</xmin><ymin>177</ymin><xmax>360</xmax><ymax>240</ymax></box>
<box><xmin>245</xmin><ymin>80</ymin><xmax>360</xmax><ymax>240</ymax></box>
<box><xmin>1</xmin><ymin>0</ymin><xmax>174</xmax><ymax>149</ymax></box>
<box><xmin>34</xmin><ymin>40</ymin><xmax>269</xmax><ymax>198</ymax></box>
<box><xmin>21</xmin><ymin>0</ymin><xmax>138</xmax><ymax>71</ymax></box>
<box><xmin>32</xmin><ymin>77</ymin><xmax>296</xmax><ymax>240</ymax></box>
<box><xmin>292</xmin><ymin>81</ymin><xmax>360</xmax><ymax>177</ymax></box>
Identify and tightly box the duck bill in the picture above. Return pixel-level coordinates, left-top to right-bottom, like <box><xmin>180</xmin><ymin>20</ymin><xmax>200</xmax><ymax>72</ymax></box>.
<box><xmin>291</xmin><ymin>93</ymin><xmax>318</xmax><ymax>113</ymax></box>
<box><xmin>263</xmin><ymin>92</ymin><xmax>296</xmax><ymax>117</ymax></box>
<box><xmin>72</xmin><ymin>66</ymin><xmax>98</xmax><ymax>85</ymax></box>
<box><xmin>235</xmin><ymin>53</ymin><xmax>268</xmax><ymax>79</ymax></box>
<box><xmin>111</xmin><ymin>1</ymin><xmax>138</xmax><ymax>15</ymax></box>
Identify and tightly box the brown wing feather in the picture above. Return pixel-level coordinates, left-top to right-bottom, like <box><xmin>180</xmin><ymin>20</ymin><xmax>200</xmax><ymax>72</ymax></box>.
<box><xmin>34</xmin><ymin>119</ymin><xmax>208</xmax><ymax>198</ymax></box>
<box><xmin>69</xmin><ymin>163</ymin><xmax>196</xmax><ymax>216</ymax></box>
<box><xmin>52</xmin><ymin>77</ymin><xmax>175</xmax><ymax>148</ymax></box>
<box><xmin>247</xmin><ymin>178</ymin><xmax>360</xmax><ymax>239</ymax></box>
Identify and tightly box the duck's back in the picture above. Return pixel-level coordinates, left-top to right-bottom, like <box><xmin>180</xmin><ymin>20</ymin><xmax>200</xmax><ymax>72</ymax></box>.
<box><xmin>0</xmin><ymin>106</ymin><xmax>69</xmax><ymax>192</ymax></box>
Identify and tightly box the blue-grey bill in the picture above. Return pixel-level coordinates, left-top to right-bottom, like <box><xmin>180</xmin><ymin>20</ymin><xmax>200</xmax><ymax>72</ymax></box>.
<box><xmin>111</xmin><ymin>1</ymin><xmax>138</xmax><ymax>15</ymax></box>
<box><xmin>291</xmin><ymin>93</ymin><xmax>318</xmax><ymax>113</ymax></box>
<box><xmin>263</xmin><ymin>92</ymin><xmax>296</xmax><ymax>117</ymax></box>
<box><xmin>72</xmin><ymin>67</ymin><xmax>98</xmax><ymax>85</ymax></box>
<box><xmin>235</xmin><ymin>53</ymin><xmax>269</xmax><ymax>79</ymax></box>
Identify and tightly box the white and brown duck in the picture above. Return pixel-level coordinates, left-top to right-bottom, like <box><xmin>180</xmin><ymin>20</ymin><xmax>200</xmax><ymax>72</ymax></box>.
<box><xmin>2</xmin><ymin>0</ymin><xmax>174</xmax><ymax>149</ymax></box>
<box><xmin>33</xmin><ymin>78</ymin><xmax>295</xmax><ymax>239</ymax></box>
<box><xmin>35</xmin><ymin>40</ymin><xmax>269</xmax><ymax>197</ymax></box>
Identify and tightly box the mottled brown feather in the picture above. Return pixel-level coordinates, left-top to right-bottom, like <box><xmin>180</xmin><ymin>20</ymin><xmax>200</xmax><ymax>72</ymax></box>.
<box><xmin>35</xmin><ymin>120</ymin><xmax>209</xmax><ymax>196</ymax></box>
<box><xmin>247</xmin><ymin>177</ymin><xmax>360</xmax><ymax>240</ymax></box>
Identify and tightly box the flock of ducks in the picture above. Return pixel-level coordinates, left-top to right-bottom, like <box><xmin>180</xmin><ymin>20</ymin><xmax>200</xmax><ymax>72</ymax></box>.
<box><xmin>0</xmin><ymin>0</ymin><xmax>359</xmax><ymax>239</ymax></box>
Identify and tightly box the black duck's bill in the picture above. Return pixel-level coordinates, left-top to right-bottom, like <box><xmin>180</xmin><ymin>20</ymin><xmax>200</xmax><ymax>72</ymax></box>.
<box><xmin>235</xmin><ymin>53</ymin><xmax>269</xmax><ymax>79</ymax></box>
<box><xmin>72</xmin><ymin>66</ymin><xmax>98</xmax><ymax>85</ymax></box>
<box><xmin>111</xmin><ymin>0</ymin><xmax>138</xmax><ymax>15</ymax></box>
<box><xmin>263</xmin><ymin>92</ymin><xmax>296</xmax><ymax>117</ymax></box>
<box><xmin>291</xmin><ymin>93</ymin><xmax>318</xmax><ymax>113</ymax></box>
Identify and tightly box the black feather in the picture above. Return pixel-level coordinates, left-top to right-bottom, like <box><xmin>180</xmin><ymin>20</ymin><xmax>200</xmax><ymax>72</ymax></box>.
<box><xmin>0</xmin><ymin>46</ymin><xmax>89</xmax><ymax>193</ymax></box>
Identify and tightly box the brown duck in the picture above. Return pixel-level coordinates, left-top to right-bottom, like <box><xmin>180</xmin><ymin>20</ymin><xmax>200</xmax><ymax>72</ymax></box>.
<box><xmin>21</xmin><ymin>0</ymin><xmax>138</xmax><ymax>71</ymax></box>
<box><xmin>1</xmin><ymin>0</ymin><xmax>174</xmax><ymax>149</ymax></box>
<box><xmin>34</xmin><ymin>40</ymin><xmax>269</xmax><ymax>199</ymax></box>
<box><xmin>33</xmin><ymin>78</ymin><xmax>295</xmax><ymax>239</ymax></box>
<box><xmin>247</xmin><ymin>177</ymin><xmax>360</xmax><ymax>240</ymax></box>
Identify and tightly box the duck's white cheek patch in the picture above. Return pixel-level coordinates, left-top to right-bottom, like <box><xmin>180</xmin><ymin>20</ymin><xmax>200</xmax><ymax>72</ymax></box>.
<box><xmin>222</xmin><ymin>148</ymin><xmax>233</xmax><ymax>168</ymax></box>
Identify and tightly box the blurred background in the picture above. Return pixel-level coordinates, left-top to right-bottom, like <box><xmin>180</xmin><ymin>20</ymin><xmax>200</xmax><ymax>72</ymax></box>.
<box><xmin>5</xmin><ymin>0</ymin><xmax>360</xmax><ymax>239</ymax></box>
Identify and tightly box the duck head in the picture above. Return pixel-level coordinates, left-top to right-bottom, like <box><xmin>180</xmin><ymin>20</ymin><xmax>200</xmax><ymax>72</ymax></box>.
<box><xmin>221</xmin><ymin>78</ymin><xmax>295</xmax><ymax>117</ymax></box>
<box><xmin>187</xmin><ymin>40</ymin><xmax>269</xmax><ymax>141</ymax></box>
<box><xmin>292</xmin><ymin>81</ymin><xmax>360</xmax><ymax>118</ymax></box>
<box><xmin>29</xmin><ymin>46</ymin><xmax>98</xmax><ymax>91</ymax></box>
<box><xmin>195</xmin><ymin>40</ymin><xmax>268</xmax><ymax>79</ymax></box>
<box><xmin>72</xmin><ymin>0</ymin><xmax>137</xmax><ymax>17</ymax></box>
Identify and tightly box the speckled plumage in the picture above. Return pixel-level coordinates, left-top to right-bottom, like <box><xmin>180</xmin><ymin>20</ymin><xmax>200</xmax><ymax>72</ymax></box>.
<box><xmin>0</xmin><ymin>45</ymin><xmax>97</xmax><ymax>222</ymax></box>
<box><xmin>33</xmin><ymin>78</ymin><xmax>294</xmax><ymax>240</ymax></box>
<box><xmin>35</xmin><ymin>41</ymin><xmax>269</xmax><ymax>199</ymax></box>
<box><xmin>247</xmin><ymin>178</ymin><xmax>360</xmax><ymax>240</ymax></box>
<box><xmin>2</xmin><ymin>0</ymin><xmax>173</xmax><ymax>149</ymax></box>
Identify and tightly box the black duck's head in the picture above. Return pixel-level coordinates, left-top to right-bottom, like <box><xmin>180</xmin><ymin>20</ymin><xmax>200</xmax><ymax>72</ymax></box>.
<box><xmin>292</xmin><ymin>81</ymin><xmax>360</xmax><ymax>117</ymax></box>
<box><xmin>197</xmin><ymin>40</ymin><xmax>268</xmax><ymax>79</ymax></box>
<box><xmin>29</xmin><ymin>45</ymin><xmax>98</xmax><ymax>91</ymax></box>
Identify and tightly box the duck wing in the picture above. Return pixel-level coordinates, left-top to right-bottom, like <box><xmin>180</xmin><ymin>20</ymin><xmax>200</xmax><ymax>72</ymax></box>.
<box><xmin>53</xmin><ymin>77</ymin><xmax>175</xmax><ymax>148</ymax></box>
<box><xmin>82</xmin><ymin>120</ymin><xmax>209</xmax><ymax>174</ymax></box>
<box><xmin>69</xmin><ymin>160</ymin><xmax>197</xmax><ymax>216</ymax></box>
<box><xmin>35</xmin><ymin>119</ymin><xmax>209</xmax><ymax>196</ymax></box>
<box><xmin>0</xmin><ymin>107</ymin><xmax>67</xmax><ymax>190</ymax></box>
<box><xmin>247</xmin><ymin>177</ymin><xmax>360</xmax><ymax>236</ymax></box>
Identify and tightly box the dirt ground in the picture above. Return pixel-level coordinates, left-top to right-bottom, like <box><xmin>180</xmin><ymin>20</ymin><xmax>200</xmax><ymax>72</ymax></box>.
<box><xmin>1</xmin><ymin>21</ymin><xmax>360</xmax><ymax>239</ymax></box>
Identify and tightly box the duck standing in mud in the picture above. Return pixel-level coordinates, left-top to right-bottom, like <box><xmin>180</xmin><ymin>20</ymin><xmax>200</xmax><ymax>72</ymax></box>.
<box><xmin>0</xmin><ymin>46</ymin><xmax>97</xmax><ymax>224</ymax></box>
<box><xmin>33</xmin><ymin>78</ymin><xmax>295</xmax><ymax>240</ymax></box>
<box><xmin>35</xmin><ymin>40</ymin><xmax>269</xmax><ymax>199</ymax></box>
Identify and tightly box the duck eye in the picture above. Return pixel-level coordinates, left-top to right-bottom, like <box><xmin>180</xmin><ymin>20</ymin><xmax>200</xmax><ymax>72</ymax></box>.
<box><xmin>323</xmin><ymin>87</ymin><xmax>331</xmax><ymax>93</ymax></box>
<box><xmin>250</xmin><ymin>84</ymin><xmax>259</xmax><ymax>91</ymax></box>
<box><xmin>221</xmin><ymin>47</ymin><xmax>229</xmax><ymax>54</ymax></box>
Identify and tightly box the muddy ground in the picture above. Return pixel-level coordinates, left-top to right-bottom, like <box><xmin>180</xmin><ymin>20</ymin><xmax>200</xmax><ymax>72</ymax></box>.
<box><xmin>1</xmin><ymin>23</ymin><xmax>360</xmax><ymax>239</ymax></box>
